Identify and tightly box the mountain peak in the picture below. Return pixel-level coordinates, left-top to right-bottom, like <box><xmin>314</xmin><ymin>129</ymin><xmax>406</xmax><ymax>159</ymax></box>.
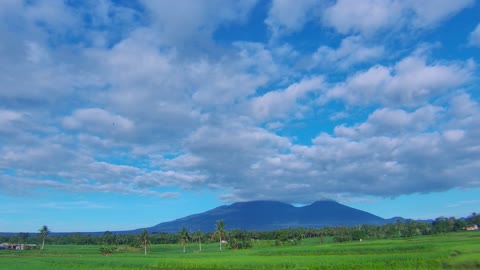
<box><xmin>145</xmin><ymin>200</ymin><xmax>388</xmax><ymax>233</ymax></box>
<box><xmin>230</xmin><ymin>200</ymin><xmax>293</xmax><ymax>208</ymax></box>
<box><xmin>309</xmin><ymin>199</ymin><xmax>338</xmax><ymax>205</ymax></box>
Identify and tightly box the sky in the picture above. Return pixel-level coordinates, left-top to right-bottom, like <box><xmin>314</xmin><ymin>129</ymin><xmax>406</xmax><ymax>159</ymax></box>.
<box><xmin>1</xmin><ymin>0</ymin><xmax>480</xmax><ymax>233</ymax></box>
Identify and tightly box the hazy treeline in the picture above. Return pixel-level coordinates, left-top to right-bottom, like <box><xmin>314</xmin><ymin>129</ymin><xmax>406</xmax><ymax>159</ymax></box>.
<box><xmin>2</xmin><ymin>214</ymin><xmax>478</xmax><ymax>249</ymax></box>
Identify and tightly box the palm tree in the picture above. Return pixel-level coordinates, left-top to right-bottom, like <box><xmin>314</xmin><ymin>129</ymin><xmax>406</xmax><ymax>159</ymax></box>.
<box><xmin>213</xmin><ymin>220</ymin><xmax>226</xmax><ymax>251</ymax></box>
<box><xmin>39</xmin><ymin>225</ymin><xmax>49</xmax><ymax>250</ymax></box>
<box><xmin>140</xmin><ymin>229</ymin><xmax>149</xmax><ymax>256</ymax></box>
<box><xmin>179</xmin><ymin>227</ymin><xmax>189</xmax><ymax>253</ymax></box>
<box><xmin>194</xmin><ymin>230</ymin><xmax>202</xmax><ymax>252</ymax></box>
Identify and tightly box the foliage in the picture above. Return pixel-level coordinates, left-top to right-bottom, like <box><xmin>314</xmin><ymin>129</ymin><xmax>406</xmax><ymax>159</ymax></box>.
<box><xmin>1</xmin><ymin>232</ymin><xmax>479</xmax><ymax>270</ymax></box>
<box><xmin>38</xmin><ymin>225</ymin><xmax>50</xmax><ymax>250</ymax></box>
<box><xmin>192</xmin><ymin>230</ymin><xmax>203</xmax><ymax>252</ymax></box>
<box><xmin>213</xmin><ymin>220</ymin><xmax>226</xmax><ymax>251</ymax></box>
<box><xmin>466</xmin><ymin>212</ymin><xmax>480</xmax><ymax>225</ymax></box>
<box><xmin>272</xmin><ymin>229</ymin><xmax>301</xmax><ymax>246</ymax></box>
<box><xmin>227</xmin><ymin>230</ymin><xmax>252</xmax><ymax>249</ymax></box>
<box><xmin>99</xmin><ymin>245</ymin><xmax>114</xmax><ymax>256</ymax></box>
<box><xmin>139</xmin><ymin>229</ymin><xmax>149</xmax><ymax>256</ymax></box>
<box><xmin>179</xmin><ymin>227</ymin><xmax>190</xmax><ymax>253</ymax></box>
<box><xmin>2</xmin><ymin>214</ymin><xmax>477</xmax><ymax>249</ymax></box>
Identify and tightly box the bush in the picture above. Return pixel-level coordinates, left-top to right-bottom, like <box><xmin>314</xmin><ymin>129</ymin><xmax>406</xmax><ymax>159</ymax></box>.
<box><xmin>99</xmin><ymin>246</ymin><xmax>114</xmax><ymax>256</ymax></box>
<box><xmin>227</xmin><ymin>238</ymin><xmax>252</xmax><ymax>249</ymax></box>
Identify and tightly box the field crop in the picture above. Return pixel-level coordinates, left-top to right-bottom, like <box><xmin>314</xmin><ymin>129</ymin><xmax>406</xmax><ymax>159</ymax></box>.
<box><xmin>1</xmin><ymin>231</ymin><xmax>479</xmax><ymax>270</ymax></box>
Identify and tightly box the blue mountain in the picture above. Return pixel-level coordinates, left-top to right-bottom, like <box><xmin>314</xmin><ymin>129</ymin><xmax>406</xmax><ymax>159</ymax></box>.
<box><xmin>143</xmin><ymin>200</ymin><xmax>388</xmax><ymax>233</ymax></box>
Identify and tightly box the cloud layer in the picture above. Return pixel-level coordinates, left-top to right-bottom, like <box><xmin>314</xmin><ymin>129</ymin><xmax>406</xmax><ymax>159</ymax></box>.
<box><xmin>0</xmin><ymin>0</ymin><xmax>479</xmax><ymax>204</ymax></box>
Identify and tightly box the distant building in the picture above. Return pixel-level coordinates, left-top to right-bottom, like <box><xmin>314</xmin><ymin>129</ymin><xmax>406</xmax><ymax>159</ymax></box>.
<box><xmin>463</xmin><ymin>224</ymin><xmax>479</xmax><ymax>231</ymax></box>
<box><xmin>1</xmin><ymin>243</ymin><xmax>38</xmax><ymax>250</ymax></box>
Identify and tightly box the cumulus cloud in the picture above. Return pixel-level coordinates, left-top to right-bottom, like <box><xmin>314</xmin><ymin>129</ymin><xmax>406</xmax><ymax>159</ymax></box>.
<box><xmin>311</xmin><ymin>36</ymin><xmax>385</xmax><ymax>70</ymax></box>
<box><xmin>26</xmin><ymin>0</ymin><xmax>78</xmax><ymax>27</ymax></box>
<box><xmin>158</xmin><ymin>94</ymin><xmax>480</xmax><ymax>204</ymax></box>
<box><xmin>63</xmin><ymin>108</ymin><xmax>135</xmax><ymax>137</ymax></box>
<box><xmin>323</xmin><ymin>0</ymin><xmax>401</xmax><ymax>36</ymax></box>
<box><xmin>267</xmin><ymin>0</ymin><xmax>473</xmax><ymax>37</ymax></box>
<box><xmin>323</xmin><ymin>0</ymin><xmax>474</xmax><ymax>36</ymax></box>
<box><xmin>1</xmin><ymin>0</ymin><xmax>479</xmax><ymax>206</ymax></box>
<box><xmin>225</xmin><ymin>115</ymin><xmax>480</xmax><ymax>202</ymax></box>
<box><xmin>406</xmin><ymin>0</ymin><xmax>475</xmax><ymax>28</ymax></box>
<box><xmin>0</xmin><ymin>109</ymin><xmax>24</xmax><ymax>126</ymax></box>
<box><xmin>327</xmin><ymin>55</ymin><xmax>473</xmax><ymax>106</ymax></box>
<box><xmin>141</xmin><ymin>0</ymin><xmax>257</xmax><ymax>49</ymax></box>
<box><xmin>334</xmin><ymin>105</ymin><xmax>443</xmax><ymax>137</ymax></box>
<box><xmin>265</xmin><ymin>0</ymin><xmax>321</xmax><ymax>36</ymax></box>
<box><xmin>250</xmin><ymin>76</ymin><xmax>324</xmax><ymax>122</ymax></box>
<box><xmin>190</xmin><ymin>60</ymin><xmax>268</xmax><ymax>106</ymax></box>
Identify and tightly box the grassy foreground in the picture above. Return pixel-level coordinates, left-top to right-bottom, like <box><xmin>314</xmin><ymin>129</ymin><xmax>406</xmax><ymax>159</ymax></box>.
<box><xmin>1</xmin><ymin>231</ymin><xmax>479</xmax><ymax>270</ymax></box>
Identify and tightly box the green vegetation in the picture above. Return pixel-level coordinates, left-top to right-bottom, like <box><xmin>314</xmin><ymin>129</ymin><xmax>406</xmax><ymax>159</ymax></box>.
<box><xmin>179</xmin><ymin>227</ymin><xmax>190</xmax><ymax>254</ymax></box>
<box><xmin>213</xmin><ymin>220</ymin><xmax>226</xmax><ymax>251</ymax></box>
<box><xmin>38</xmin><ymin>225</ymin><xmax>49</xmax><ymax>250</ymax></box>
<box><xmin>140</xmin><ymin>229</ymin><xmax>149</xmax><ymax>256</ymax></box>
<box><xmin>1</xmin><ymin>231</ymin><xmax>478</xmax><ymax>270</ymax></box>
<box><xmin>5</xmin><ymin>214</ymin><xmax>478</xmax><ymax>248</ymax></box>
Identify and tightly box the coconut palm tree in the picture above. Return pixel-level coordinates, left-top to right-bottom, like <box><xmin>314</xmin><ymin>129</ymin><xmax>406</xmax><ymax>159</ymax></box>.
<box><xmin>194</xmin><ymin>230</ymin><xmax>202</xmax><ymax>252</ymax></box>
<box><xmin>39</xmin><ymin>225</ymin><xmax>49</xmax><ymax>250</ymax></box>
<box><xmin>213</xmin><ymin>220</ymin><xmax>226</xmax><ymax>251</ymax></box>
<box><xmin>140</xmin><ymin>229</ymin><xmax>149</xmax><ymax>256</ymax></box>
<box><xmin>179</xmin><ymin>227</ymin><xmax>189</xmax><ymax>253</ymax></box>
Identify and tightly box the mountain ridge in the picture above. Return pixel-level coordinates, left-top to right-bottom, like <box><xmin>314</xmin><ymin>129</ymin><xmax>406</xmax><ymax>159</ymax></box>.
<box><xmin>137</xmin><ymin>200</ymin><xmax>389</xmax><ymax>233</ymax></box>
<box><xmin>0</xmin><ymin>200</ymin><xmax>429</xmax><ymax>235</ymax></box>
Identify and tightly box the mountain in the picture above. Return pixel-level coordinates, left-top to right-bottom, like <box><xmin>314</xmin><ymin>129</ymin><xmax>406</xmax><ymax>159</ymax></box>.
<box><xmin>141</xmin><ymin>200</ymin><xmax>388</xmax><ymax>233</ymax></box>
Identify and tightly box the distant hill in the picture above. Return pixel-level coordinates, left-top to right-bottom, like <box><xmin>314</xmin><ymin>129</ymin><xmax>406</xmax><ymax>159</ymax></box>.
<box><xmin>140</xmin><ymin>200</ymin><xmax>389</xmax><ymax>233</ymax></box>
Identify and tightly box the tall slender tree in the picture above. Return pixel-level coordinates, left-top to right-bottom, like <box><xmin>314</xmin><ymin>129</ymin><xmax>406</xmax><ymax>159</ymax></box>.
<box><xmin>39</xmin><ymin>225</ymin><xmax>49</xmax><ymax>250</ymax></box>
<box><xmin>194</xmin><ymin>230</ymin><xmax>202</xmax><ymax>252</ymax></box>
<box><xmin>179</xmin><ymin>227</ymin><xmax>189</xmax><ymax>253</ymax></box>
<box><xmin>213</xmin><ymin>220</ymin><xmax>226</xmax><ymax>251</ymax></box>
<box><xmin>140</xmin><ymin>229</ymin><xmax>149</xmax><ymax>256</ymax></box>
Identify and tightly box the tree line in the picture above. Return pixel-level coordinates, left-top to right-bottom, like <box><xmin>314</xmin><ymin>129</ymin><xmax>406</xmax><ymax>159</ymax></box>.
<box><xmin>2</xmin><ymin>213</ymin><xmax>478</xmax><ymax>251</ymax></box>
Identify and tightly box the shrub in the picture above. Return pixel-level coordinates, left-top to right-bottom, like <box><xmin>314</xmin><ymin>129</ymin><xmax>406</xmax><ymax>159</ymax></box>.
<box><xmin>99</xmin><ymin>246</ymin><xmax>114</xmax><ymax>256</ymax></box>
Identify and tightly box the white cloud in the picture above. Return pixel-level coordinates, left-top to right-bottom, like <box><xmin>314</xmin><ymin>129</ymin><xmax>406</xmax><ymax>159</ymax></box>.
<box><xmin>323</xmin><ymin>0</ymin><xmax>473</xmax><ymax>36</ymax></box>
<box><xmin>0</xmin><ymin>109</ymin><xmax>24</xmax><ymax>124</ymax></box>
<box><xmin>469</xmin><ymin>23</ymin><xmax>480</xmax><ymax>47</ymax></box>
<box><xmin>251</xmin><ymin>76</ymin><xmax>324</xmax><ymax>121</ymax></box>
<box><xmin>312</xmin><ymin>35</ymin><xmax>384</xmax><ymax>69</ymax></box>
<box><xmin>449</xmin><ymin>93</ymin><xmax>480</xmax><ymax>119</ymax></box>
<box><xmin>265</xmin><ymin>0</ymin><xmax>320</xmax><ymax>36</ymax></box>
<box><xmin>323</xmin><ymin>0</ymin><xmax>401</xmax><ymax>36</ymax></box>
<box><xmin>141</xmin><ymin>0</ymin><xmax>257</xmax><ymax>48</ymax></box>
<box><xmin>334</xmin><ymin>105</ymin><xmax>443</xmax><ymax>137</ymax></box>
<box><xmin>24</xmin><ymin>0</ymin><xmax>79</xmax><ymax>30</ymax></box>
<box><xmin>134</xmin><ymin>170</ymin><xmax>208</xmax><ymax>189</ymax></box>
<box><xmin>170</xmin><ymin>122</ymin><xmax>292</xmax><ymax>188</ymax></box>
<box><xmin>63</xmin><ymin>108</ymin><xmax>135</xmax><ymax>138</ymax></box>
<box><xmin>215</xmin><ymin>92</ymin><xmax>480</xmax><ymax>203</ymax></box>
<box><xmin>327</xmin><ymin>55</ymin><xmax>473</xmax><ymax>106</ymax></box>
<box><xmin>190</xmin><ymin>59</ymin><xmax>268</xmax><ymax>106</ymax></box>
<box><xmin>406</xmin><ymin>0</ymin><xmax>474</xmax><ymax>28</ymax></box>
<box><xmin>1</xmin><ymin>0</ymin><xmax>479</xmax><ymax>207</ymax></box>
<box><xmin>233</xmin><ymin>42</ymin><xmax>279</xmax><ymax>77</ymax></box>
<box><xmin>443</xmin><ymin>129</ymin><xmax>465</xmax><ymax>142</ymax></box>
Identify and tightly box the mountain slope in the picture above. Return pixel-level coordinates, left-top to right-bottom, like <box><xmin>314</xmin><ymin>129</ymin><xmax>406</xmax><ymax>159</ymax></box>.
<box><xmin>143</xmin><ymin>200</ymin><xmax>387</xmax><ymax>233</ymax></box>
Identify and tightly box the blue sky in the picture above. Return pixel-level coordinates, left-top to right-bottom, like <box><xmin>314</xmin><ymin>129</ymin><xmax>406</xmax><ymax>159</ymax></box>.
<box><xmin>1</xmin><ymin>0</ymin><xmax>480</xmax><ymax>233</ymax></box>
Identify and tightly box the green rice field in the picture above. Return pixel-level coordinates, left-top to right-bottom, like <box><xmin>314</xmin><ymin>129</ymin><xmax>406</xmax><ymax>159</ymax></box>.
<box><xmin>1</xmin><ymin>231</ymin><xmax>479</xmax><ymax>270</ymax></box>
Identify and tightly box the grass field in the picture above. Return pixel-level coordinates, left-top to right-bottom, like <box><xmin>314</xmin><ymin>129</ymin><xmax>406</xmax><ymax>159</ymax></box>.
<box><xmin>1</xmin><ymin>231</ymin><xmax>479</xmax><ymax>270</ymax></box>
